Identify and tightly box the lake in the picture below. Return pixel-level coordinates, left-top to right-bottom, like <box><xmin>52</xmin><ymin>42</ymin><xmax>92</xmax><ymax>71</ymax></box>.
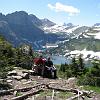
<box><xmin>51</xmin><ymin>55</ymin><xmax>71</xmax><ymax>65</ymax></box>
<box><xmin>51</xmin><ymin>55</ymin><xmax>93</xmax><ymax>67</ymax></box>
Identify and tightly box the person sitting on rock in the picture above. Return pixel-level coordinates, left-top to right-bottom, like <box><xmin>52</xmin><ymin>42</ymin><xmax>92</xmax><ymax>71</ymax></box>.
<box><xmin>33</xmin><ymin>55</ymin><xmax>45</xmax><ymax>75</ymax></box>
<box><xmin>45</xmin><ymin>57</ymin><xmax>53</xmax><ymax>67</ymax></box>
<box><xmin>45</xmin><ymin>57</ymin><xmax>57</xmax><ymax>78</ymax></box>
<box><xmin>35</xmin><ymin>55</ymin><xmax>45</xmax><ymax>66</ymax></box>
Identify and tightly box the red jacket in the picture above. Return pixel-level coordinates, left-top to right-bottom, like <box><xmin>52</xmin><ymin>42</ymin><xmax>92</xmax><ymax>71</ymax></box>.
<box><xmin>33</xmin><ymin>58</ymin><xmax>45</xmax><ymax>65</ymax></box>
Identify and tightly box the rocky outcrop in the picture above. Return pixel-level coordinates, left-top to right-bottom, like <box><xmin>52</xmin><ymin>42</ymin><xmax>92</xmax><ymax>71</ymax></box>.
<box><xmin>41</xmin><ymin>18</ymin><xmax>56</xmax><ymax>27</ymax></box>
<box><xmin>7</xmin><ymin>70</ymin><xmax>29</xmax><ymax>80</ymax></box>
<box><xmin>8</xmin><ymin>70</ymin><xmax>17</xmax><ymax>76</ymax></box>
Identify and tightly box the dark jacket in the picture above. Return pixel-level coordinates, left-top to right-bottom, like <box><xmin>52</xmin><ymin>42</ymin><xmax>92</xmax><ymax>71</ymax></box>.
<box><xmin>45</xmin><ymin>60</ymin><xmax>53</xmax><ymax>67</ymax></box>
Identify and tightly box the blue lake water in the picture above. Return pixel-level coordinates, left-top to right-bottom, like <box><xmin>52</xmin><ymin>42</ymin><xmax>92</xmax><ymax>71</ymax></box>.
<box><xmin>51</xmin><ymin>55</ymin><xmax>71</xmax><ymax>65</ymax></box>
<box><xmin>51</xmin><ymin>55</ymin><xmax>92</xmax><ymax>67</ymax></box>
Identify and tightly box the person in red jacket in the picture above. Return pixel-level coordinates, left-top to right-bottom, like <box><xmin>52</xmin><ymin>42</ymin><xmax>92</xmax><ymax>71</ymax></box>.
<box><xmin>33</xmin><ymin>55</ymin><xmax>45</xmax><ymax>75</ymax></box>
<box><xmin>35</xmin><ymin>56</ymin><xmax>44</xmax><ymax>65</ymax></box>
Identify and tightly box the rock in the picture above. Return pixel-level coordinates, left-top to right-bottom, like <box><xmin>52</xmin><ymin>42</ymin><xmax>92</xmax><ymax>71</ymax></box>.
<box><xmin>21</xmin><ymin>73</ymin><xmax>29</xmax><ymax>79</ymax></box>
<box><xmin>45</xmin><ymin>96</ymin><xmax>51</xmax><ymax>100</ymax></box>
<box><xmin>13</xmin><ymin>91</ymin><xmax>17</xmax><ymax>96</ymax></box>
<box><xmin>12</xmin><ymin>76</ymin><xmax>22</xmax><ymax>80</ymax></box>
<box><xmin>0</xmin><ymin>79</ymin><xmax>5</xmax><ymax>82</ymax></box>
<box><xmin>67</xmin><ymin>77</ymin><xmax>76</xmax><ymax>83</ymax></box>
<box><xmin>23</xmin><ymin>80</ymin><xmax>32</xmax><ymax>85</ymax></box>
<box><xmin>8</xmin><ymin>70</ymin><xmax>17</xmax><ymax>76</ymax></box>
<box><xmin>7</xmin><ymin>76</ymin><xmax>13</xmax><ymax>79</ymax></box>
<box><xmin>7</xmin><ymin>80</ymin><xmax>12</xmax><ymax>83</ymax></box>
<box><xmin>26</xmin><ymin>98</ymin><xmax>31</xmax><ymax>100</ymax></box>
<box><xmin>28</xmin><ymin>70</ymin><xmax>35</xmax><ymax>75</ymax></box>
<box><xmin>22</xmin><ymin>70</ymin><xmax>29</xmax><ymax>73</ymax></box>
<box><xmin>67</xmin><ymin>77</ymin><xmax>77</xmax><ymax>88</ymax></box>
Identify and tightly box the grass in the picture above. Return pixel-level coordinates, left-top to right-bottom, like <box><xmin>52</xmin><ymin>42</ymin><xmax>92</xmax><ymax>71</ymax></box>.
<box><xmin>55</xmin><ymin>65</ymin><xmax>67</xmax><ymax>79</ymax></box>
<box><xmin>83</xmin><ymin>85</ymin><xmax>100</xmax><ymax>93</ymax></box>
<box><xmin>39</xmin><ymin>89</ymin><xmax>74</xmax><ymax>99</ymax></box>
<box><xmin>55</xmin><ymin>91</ymin><xmax>74</xmax><ymax>99</ymax></box>
<box><xmin>16</xmin><ymin>92</ymin><xmax>22</xmax><ymax>96</ymax></box>
<box><xmin>39</xmin><ymin>89</ymin><xmax>52</xmax><ymax>97</ymax></box>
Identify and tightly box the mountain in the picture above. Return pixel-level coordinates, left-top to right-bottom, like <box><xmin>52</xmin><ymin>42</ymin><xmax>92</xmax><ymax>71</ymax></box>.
<box><xmin>42</xmin><ymin>23</ymin><xmax>89</xmax><ymax>39</ymax></box>
<box><xmin>29</xmin><ymin>14</ymin><xmax>42</xmax><ymax>26</ymax></box>
<box><xmin>42</xmin><ymin>22</ymin><xmax>88</xmax><ymax>34</ymax></box>
<box><xmin>0</xmin><ymin>11</ymin><xmax>100</xmax><ymax>52</ymax></box>
<box><xmin>41</xmin><ymin>18</ymin><xmax>56</xmax><ymax>27</ymax></box>
<box><xmin>49</xmin><ymin>25</ymin><xmax>100</xmax><ymax>59</ymax></box>
<box><xmin>0</xmin><ymin>11</ymin><xmax>44</xmax><ymax>48</ymax></box>
<box><xmin>42</xmin><ymin>23</ymin><xmax>75</xmax><ymax>33</ymax></box>
<box><xmin>94</xmin><ymin>23</ymin><xmax>100</xmax><ymax>27</ymax></box>
<box><xmin>0</xmin><ymin>11</ymin><xmax>65</xmax><ymax>49</ymax></box>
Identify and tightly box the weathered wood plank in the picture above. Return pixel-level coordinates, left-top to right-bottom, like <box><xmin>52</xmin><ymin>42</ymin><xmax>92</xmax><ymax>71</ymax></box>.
<box><xmin>11</xmin><ymin>89</ymin><xmax>43</xmax><ymax>100</ymax></box>
<box><xmin>0</xmin><ymin>83</ymin><xmax>44</xmax><ymax>95</ymax></box>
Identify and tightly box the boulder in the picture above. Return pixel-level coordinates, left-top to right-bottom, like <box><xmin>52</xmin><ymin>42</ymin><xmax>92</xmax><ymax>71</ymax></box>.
<box><xmin>8</xmin><ymin>70</ymin><xmax>17</xmax><ymax>76</ymax></box>
<box><xmin>22</xmin><ymin>70</ymin><xmax>29</xmax><ymax>73</ymax></box>
<box><xmin>67</xmin><ymin>77</ymin><xmax>76</xmax><ymax>83</ymax></box>
<box><xmin>12</xmin><ymin>76</ymin><xmax>22</xmax><ymax>80</ymax></box>
<box><xmin>13</xmin><ymin>91</ymin><xmax>17</xmax><ymax>96</ymax></box>
<box><xmin>28</xmin><ymin>70</ymin><xmax>35</xmax><ymax>75</ymax></box>
<box><xmin>7</xmin><ymin>80</ymin><xmax>12</xmax><ymax>83</ymax></box>
<box><xmin>67</xmin><ymin>77</ymin><xmax>77</xmax><ymax>88</ymax></box>
<box><xmin>21</xmin><ymin>73</ymin><xmax>29</xmax><ymax>79</ymax></box>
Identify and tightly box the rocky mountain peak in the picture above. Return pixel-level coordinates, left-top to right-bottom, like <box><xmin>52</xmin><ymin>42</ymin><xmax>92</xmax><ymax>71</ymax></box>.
<box><xmin>0</xmin><ymin>13</ymin><xmax>6</xmax><ymax>21</ymax></box>
<box><xmin>6</xmin><ymin>11</ymin><xmax>31</xmax><ymax>25</ymax></box>
<box><xmin>29</xmin><ymin>14</ymin><xmax>42</xmax><ymax>26</ymax></box>
<box><xmin>41</xmin><ymin>18</ymin><xmax>56</xmax><ymax>27</ymax></box>
<box><xmin>94</xmin><ymin>23</ymin><xmax>100</xmax><ymax>27</ymax></box>
<box><xmin>66</xmin><ymin>23</ymin><xmax>74</xmax><ymax>27</ymax></box>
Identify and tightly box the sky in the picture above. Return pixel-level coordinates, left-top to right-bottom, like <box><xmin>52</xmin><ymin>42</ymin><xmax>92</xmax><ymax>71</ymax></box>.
<box><xmin>0</xmin><ymin>0</ymin><xmax>100</xmax><ymax>26</ymax></box>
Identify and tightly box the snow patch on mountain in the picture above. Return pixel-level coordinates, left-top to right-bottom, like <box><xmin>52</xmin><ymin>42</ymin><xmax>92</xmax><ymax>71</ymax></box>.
<box><xmin>83</xmin><ymin>34</ymin><xmax>90</xmax><ymax>38</ymax></box>
<box><xmin>86</xmin><ymin>32</ymin><xmax>100</xmax><ymax>39</ymax></box>
<box><xmin>95</xmin><ymin>32</ymin><xmax>100</xmax><ymax>39</ymax></box>
<box><xmin>64</xmin><ymin>49</ymin><xmax>100</xmax><ymax>60</ymax></box>
<box><xmin>65</xmin><ymin>26</ymin><xmax>80</xmax><ymax>33</ymax></box>
<box><xmin>43</xmin><ymin>24</ymin><xmax>80</xmax><ymax>34</ymax></box>
<box><xmin>93</xmin><ymin>27</ymin><xmax>100</xmax><ymax>31</ymax></box>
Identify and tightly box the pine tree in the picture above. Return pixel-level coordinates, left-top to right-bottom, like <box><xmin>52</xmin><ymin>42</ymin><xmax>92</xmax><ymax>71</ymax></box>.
<box><xmin>71</xmin><ymin>57</ymin><xmax>78</xmax><ymax>76</ymax></box>
<box><xmin>78</xmin><ymin>54</ymin><xmax>84</xmax><ymax>70</ymax></box>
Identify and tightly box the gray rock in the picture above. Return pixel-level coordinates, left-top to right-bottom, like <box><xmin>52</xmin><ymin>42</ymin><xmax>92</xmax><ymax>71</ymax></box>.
<box><xmin>21</xmin><ymin>73</ymin><xmax>29</xmax><ymax>79</ymax></box>
<box><xmin>7</xmin><ymin>80</ymin><xmax>12</xmax><ymax>83</ymax></box>
<box><xmin>12</xmin><ymin>75</ymin><xmax>22</xmax><ymax>80</ymax></box>
<box><xmin>29</xmin><ymin>70</ymin><xmax>35</xmax><ymax>75</ymax></box>
<box><xmin>8</xmin><ymin>70</ymin><xmax>17</xmax><ymax>76</ymax></box>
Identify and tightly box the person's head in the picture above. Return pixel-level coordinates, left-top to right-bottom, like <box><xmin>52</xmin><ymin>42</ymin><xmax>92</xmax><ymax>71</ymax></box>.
<box><xmin>47</xmin><ymin>57</ymin><xmax>51</xmax><ymax>61</ymax></box>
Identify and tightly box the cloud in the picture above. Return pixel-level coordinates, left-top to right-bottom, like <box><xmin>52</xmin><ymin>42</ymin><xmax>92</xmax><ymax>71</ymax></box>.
<box><xmin>48</xmin><ymin>2</ymin><xmax>80</xmax><ymax>16</ymax></box>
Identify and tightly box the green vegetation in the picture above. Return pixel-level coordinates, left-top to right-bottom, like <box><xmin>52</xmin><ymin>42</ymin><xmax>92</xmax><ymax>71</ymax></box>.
<box><xmin>0</xmin><ymin>35</ymin><xmax>36</xmax><ymax>78</ymax></box>
<box><xmin>16</xmin><ymin>92</ymin><xmax>22</xmax><ymax>96</ymax></box>
<box><xmin>57</xmin><ymin>55</ymin><xmax>100</xmax><ymax>87</ymax></box>
<box><xmin>77</xmin><ymin>60</ymin><xmax>100</xmax><ymax>87</ymax></box>
<box><xmin>39</xmin><ymin>90</ymin><xmax>52</xmax><ymax>96</ymax></box>
<box><xmin>58</xmin><ymin>55</ymin><xmax>85</xmax><ymax>78</ymax></box>
<box><xmin>50</xmin><ymin>37</ymin><xmax>100</xmax><ymax>55</ymax></box>
<box><xmin>83</xmin><ymin>85</ymin><xmax>100</xmax><ymax>93</ymax></box>
<box><xmin>38</xmin><ymin>90</ymin><xmax>74</xmax><ymax>99</ymax></box>
<box><xmin>0</xmin><ymin>35</ymin><xmax>14</xmax><ymax>78</ymax></box>
<box><xmin>55</xmin><ymin>91</ymin><xmax>74</xmax><ymax>99</ymax></box>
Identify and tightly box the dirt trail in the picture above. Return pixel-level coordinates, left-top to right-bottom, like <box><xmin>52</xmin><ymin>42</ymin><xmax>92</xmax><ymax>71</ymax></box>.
<box><xmin>0</xmin><ymin>68</ymin><xmax>96</xmax><ymax>100</ymax></box>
